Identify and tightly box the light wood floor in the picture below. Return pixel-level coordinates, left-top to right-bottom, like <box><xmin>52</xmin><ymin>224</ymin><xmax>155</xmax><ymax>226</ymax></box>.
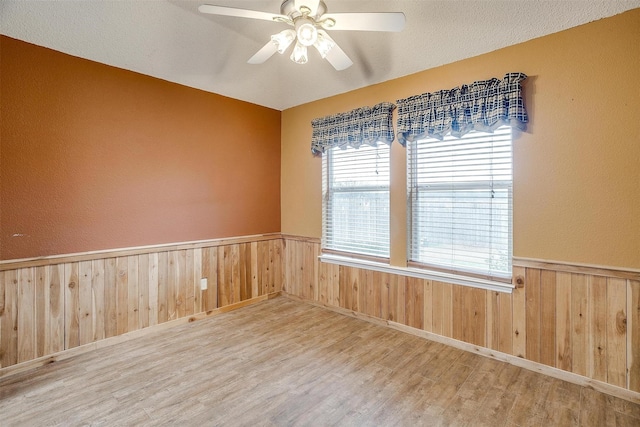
<box><xmin>0</xmin><ymin>296</ymin><xmax>638</xmax><ymax>426</ymax></box>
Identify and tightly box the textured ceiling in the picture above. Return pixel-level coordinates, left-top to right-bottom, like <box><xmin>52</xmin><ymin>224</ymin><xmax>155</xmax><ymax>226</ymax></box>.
<box><xmin>2</xmin><ymin>1</ymin><xmax>639</xmax><ymax>110</ymax></box>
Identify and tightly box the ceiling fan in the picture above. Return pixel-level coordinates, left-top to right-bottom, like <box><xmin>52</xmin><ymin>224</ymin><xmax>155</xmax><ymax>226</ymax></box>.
<box><xmin>198</xmin><ymin>0</ymin><xmax>406</xmax><ymax>70</ymax></box>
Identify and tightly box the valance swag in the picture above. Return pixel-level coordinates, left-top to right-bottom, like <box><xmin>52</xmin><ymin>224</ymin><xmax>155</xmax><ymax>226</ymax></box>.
<box><xmin>311</xmin><ymin>102</ymin><xmax>396</xmax><ymax>156</ymax></box>
<box><xmin>396</xmin><ymin>72</ymin><xmax>528</xmax><ymax>145</ymax></box>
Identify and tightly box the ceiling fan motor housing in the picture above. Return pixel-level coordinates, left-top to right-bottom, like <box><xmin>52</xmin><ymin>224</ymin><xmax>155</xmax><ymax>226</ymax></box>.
<box><xmin>280</xmin><ymin>0</ymin><xmax>328</xmax><ymax>19</ymax></box>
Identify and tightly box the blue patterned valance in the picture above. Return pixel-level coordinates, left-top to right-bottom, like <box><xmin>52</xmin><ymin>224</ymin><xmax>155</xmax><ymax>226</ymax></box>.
<box><xmin>311</xmin><ymin>102</ymin><xmax>396</xmax><ymax>156</ymax></box>
<box><xmin>396</xmin><ymin>72</ymin><xmax>528</xmax><ymax>145</ymax></box>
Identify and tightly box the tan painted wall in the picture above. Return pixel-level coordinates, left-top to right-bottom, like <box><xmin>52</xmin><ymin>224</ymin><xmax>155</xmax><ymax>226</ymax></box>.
<box><xmin>281</xmin><ymin>9</ymin><xmax>640</xmax><ymax>270</ymax></box>
<box><xmin>1</xmin><ymin>36</ymin><xmax>281</xmax><ymax>260</ymax></box>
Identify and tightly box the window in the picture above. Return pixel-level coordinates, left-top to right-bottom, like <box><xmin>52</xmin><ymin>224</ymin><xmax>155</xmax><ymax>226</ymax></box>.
<box><xmin>407</xmin><ymin>126</ymin><xmax>512</xmax><ymax>281</ymax></box>
<box><xmin>322</xmin><ymin>144</ymin><xmax>390</xmax><ymax>259</ymax></box>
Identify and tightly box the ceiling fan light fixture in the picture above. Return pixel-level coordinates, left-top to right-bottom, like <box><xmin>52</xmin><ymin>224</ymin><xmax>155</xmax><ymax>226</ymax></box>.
<box><xmin>271</xmin><ymin>29</ymin><xmax>296</xmax><ymax>54</ymax></box>
<box><xmin>298</xmin><ymin>5</ymin><xmax>312</xmax><ymax>16</ymax></box>
<box><xmin>319</xmin><ymin>17</ymin><xmax>336</xmax><ymax>29</ymax></box>
<box><xmin>290</xmin><ymin>41</ymin><xmax>309</xmax><ymax>64</ymax></box>
<box><xmin>314</xmin><ymin>31</ymin><xmax>335</xmax><ymax>58</ymax></box>
<box><xmin>295</xmin><ymin>18</ymin><xmax>318</xmax><ymax>47</ymax></box>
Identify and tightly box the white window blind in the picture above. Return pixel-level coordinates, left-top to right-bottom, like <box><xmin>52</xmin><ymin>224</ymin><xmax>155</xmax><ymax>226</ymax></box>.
<box><xmin>322</xmin><ymin>144</ymin><xmax>390</xmax><ymax>258</ymax></box>
<box><xmin>407</xmin><ymin>126</ymin><xmax>512</xmax><ymax>281</ymax></box>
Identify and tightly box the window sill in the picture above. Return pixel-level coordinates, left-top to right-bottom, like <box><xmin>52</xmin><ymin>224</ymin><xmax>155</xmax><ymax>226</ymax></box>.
<box><xmin>319</xmin><ymin>254</ymin><xmax>514</xmax><ymax>294</ymax></box>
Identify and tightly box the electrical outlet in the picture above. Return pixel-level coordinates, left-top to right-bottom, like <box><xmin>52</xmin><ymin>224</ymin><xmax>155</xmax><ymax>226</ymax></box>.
<box><xmin>200</xmin><ymin>278</ymin><xmax>208</xmax><ymax>290</ymax></box>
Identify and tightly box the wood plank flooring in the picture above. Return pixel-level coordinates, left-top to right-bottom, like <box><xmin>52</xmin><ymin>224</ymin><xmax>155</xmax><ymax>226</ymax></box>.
<box><xmin>0</xmin><ymin>296</ymin><xmax>638</xmax><ymax>426</ymax></box>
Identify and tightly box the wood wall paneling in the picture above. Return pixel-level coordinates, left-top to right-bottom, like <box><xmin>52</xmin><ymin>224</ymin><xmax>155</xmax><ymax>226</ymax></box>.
<box><xmin>386</xmin><ymin>272</ymin><xmax>397</xmax><ymax>322</ymax></box>
<box><xmin>65</xmin><ymin>262</ymin><xmax>80</xmax><ymax>350</ymax></box>
<box><xmin>157</xmin><ymin>252</ymin><xmax>168</xmax><ymax>323</ymax></box>
<box><xmin>470</xmin><ymin>286</ymin><xmax>486</xmax><ymax>347</ymax></box>
<box><xmin>1</xmin><ymin>235</ymin><xmax>638</xmax><ymax>402</ymax></box>
<box><xmin>260</xmin><ymin>241</ymin><xmax>270</xmax><ymax>296</ymax></box>
<box><xmin>92</xmin><ymin>259</ymin><xmax>106</xmax><ymax>343</ymax></box>
<box><xmin>556</xmin><ymin>271</ymin><xmax>572</xmax><ymax>371</ymax></box>
<box><xmin>231</xmin><ymin>244</ymin><xmax>241</xmax><ymax>304</ymax></box>
<box><xmin>193</xmin><ymin>248</ymin><xmax>202</xmax><ymax>315</ymax></box>
<box><xmin>1</xmin><ymin>270</ymin><xmax>18</xmax><ymax>367</ymax></box>
<box><xmin>571</xmin><ymin>273</ymin><xmax>588</xmax><ymax>377</ymax></box>
<box><xmin>34</xmin><ymin>267</ymin><xmax>46</xmax><ymax>358</ymax></box>
<box><xmin>116</xmin><ymin>257</ymin><xmax>129</xmax><ymax>334</ymax></box>
<box><xmin>486</xmin><ymin>290</ymin><xmax>499</xmax><ymax>351</ymax></box>
<box><xmin>49</xmin><ymin>265</ymin><xmax>65</xmax><ymax>355</ymax></box>
<box><xmin>498</xmin><ymin>290</ymin><xmax>513</xmax><ymax>355</ymax></box>
<box><xmin>452</xmin><ymin>285</ymin><xmax>485</xmax><ymax>347</ymax></box>
<box><xmin>338</xmin><ymin>265</ymin><xmax>348</xmax><ymax>311</ymax></box>
<box><xmin>539</xmin><ymin>269</ymin><xmax>556</xmax><ymax>366</ymax></box>
<box><xmin>304</xmin><ymin>242</ymin><xmax>316</xmax><ymax>301</ymax></box>
<box><xmin>396</xmin><ymin>275</ymin><xmax>406</xmax><ymax>327</ymax></box>
<box><xmin>17</xmin><ymin>267</ymin><xmax>35</xmax><ymax>363</ymax></box>
<box><xmin>359</xmin><ymin>269</ymin><xmax>371</xmax><ymax>318</ymax></box>
<box><xmin>350</xmin><ymin>266</ymin><xmax>360</xmax><ymax>312</ymax></box>
<box><xmin>630</xmin><ymin>280</ymin><xmax>640</xmax><ymax>392</ymax></box>
<box><xmin>431</xmin><ymin>281</ymin><xmax>444</xmax><ymax>336</ymax></box>
<box><xmin>250</xmin><ymin>242</ymin><xmax>259</xmax><ymax>299</ymax></box>
<box><xmin>317</xmin><ymin>258</ymin><xmax>328</xmax><ymax>305</ymax></box>
<box><xmin>188</xmin><ymin>248</ymin><xmax>198</xmax><ymax>315</ymax></box>
<box><xmin>380</xmin><ymin>273</ymin><xmax>390</xmax><ymax>322</ymax></box>
<box><xmin>104</xmin><ymin>258</ymin><xmax>118</xmax><ymax>338</ymax></box>
<box><xmin>406</xmin><ymin>277</ymin><xmax>424</xmax><ymax>330</ymax></box>
<box><xmin>218</xmin><ymin>247</ymin><xmax>231</xmax><ymax>308</ymax></box>
<box><xmin>589</xmin><ymin>275</ymin><xmax>607</xmax><ymax>382</ymax></box>
<box><xmin>606</xmin><ymin>278</ymin><xmax>627</xmax><ymax>388</ymax></box>
<box><xmin>0</xmin><ymin>236</ymin><xmax>282</xmax><ymax>372</ymax></box>
<box><xmin>127</xmin><ymin>255</ymin><xmax>139</xmax><ymax>333</ymax></box>
<box><xmin>280</xmin><ymin>237</ymin><xmax>639</xmax><ymax>400</ymax></box>
<box><xmin>138</xmin><ymin>254</ymin><xmax>150</xmax><ymax>329</ymax></box>
<box><xmin>422</xmin><ymin>278</ymin><xmax>433</xmax><ymax>333</ymax></box>
<box><xmin>147</xmin><ymin>253</ymin><xmax>159</xmax><ymax>326</ymax></box>
<box><xmin>201</xmin><ymin>247</ymin><xmax>216</xmax><ymax>311</ymax></box>
<box><xmin>273</xmin><ymin>239</ymin><xmax>284</xmax><ymax>296</ymax></box>
<box><xmin>78</xmin><ymin>260</ymin><xmax>93</xmax><ymax>347</ymax></box>
<box><xmin>525</xmin><ymin>268</ymin><xmax>541</xmax><ymax>363</ymax></box>
<box><xmin>511</xmin><ymin>266</ymin><xmax>526</xmax><ymax>358</ymax></box>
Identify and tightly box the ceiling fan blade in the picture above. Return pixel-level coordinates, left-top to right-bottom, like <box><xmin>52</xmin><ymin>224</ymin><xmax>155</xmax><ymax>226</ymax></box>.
<box><xmin>294</xmin><ymin>0</ymin><xmax>321</xmax><ymax>17</ymax></box>
<box><xmin>247</xmin><ymin>41</ymin><xmax>278</xmax><ymax>64</ymax></box>
<box><xmin>198</xmin><ymin>4</ymin><xmax>285</xmax><ymax>22</ymax></box>
<box><xmin>320</xmin><ymin>33</ymin><xmax>353</xmax><ymax>71</ymax></box>
<box><xmin>321</xmin><ymin>12</ymin><xmax>406</xmax><ymax>32</ymax></box>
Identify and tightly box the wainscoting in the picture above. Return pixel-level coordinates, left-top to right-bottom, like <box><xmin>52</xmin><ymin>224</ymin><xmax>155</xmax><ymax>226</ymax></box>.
<box><xmin>1</xmin><ymin>233</ymin><xmax>638</xmax><ymax>403</ymax></box>
<box><xmin>0</xmin><ymin>234</ymin><xmax>283</xmax><ymax>373</ymax></box>
<box><xmin>282</xmin><ymin>235</ymin><xmax>640</xmax><ymax>402</ymax></box>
